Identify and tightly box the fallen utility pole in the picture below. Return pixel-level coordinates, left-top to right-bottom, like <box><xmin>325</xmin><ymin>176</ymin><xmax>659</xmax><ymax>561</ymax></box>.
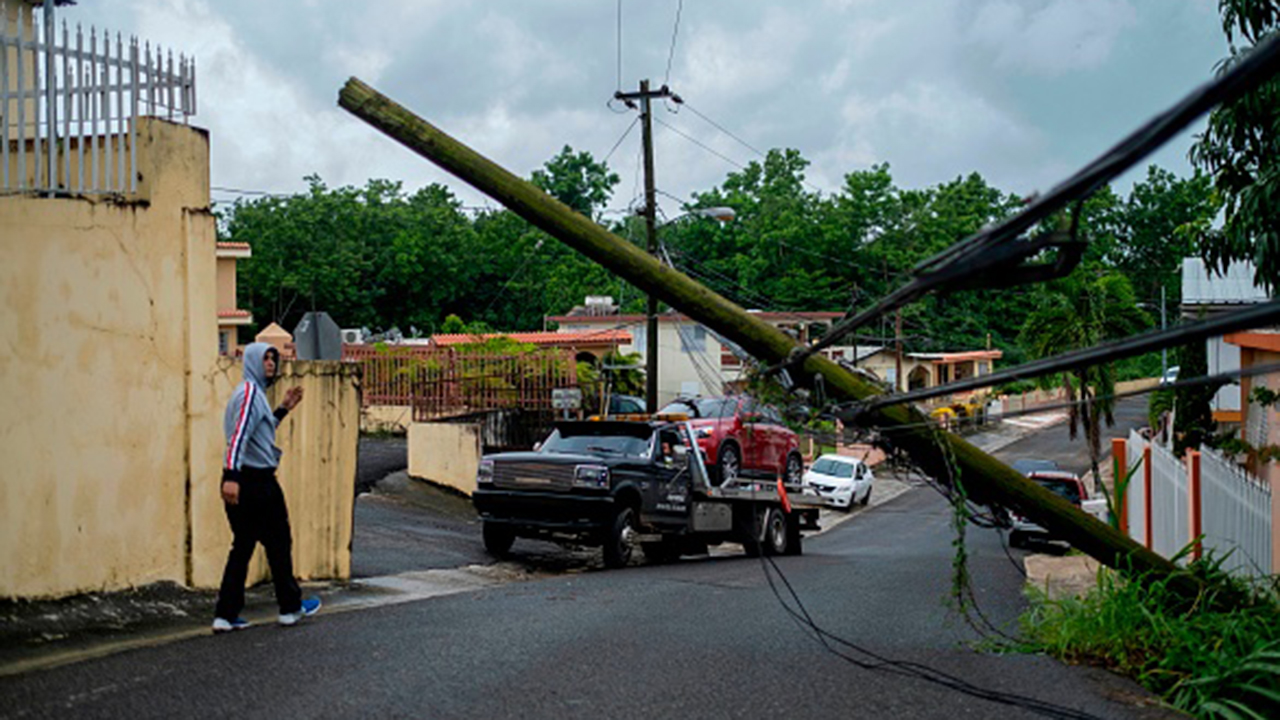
<box><xmin>338</xmin><ymin>77</ymin><xmax>1193</xmax><ymax>593</ymax></box>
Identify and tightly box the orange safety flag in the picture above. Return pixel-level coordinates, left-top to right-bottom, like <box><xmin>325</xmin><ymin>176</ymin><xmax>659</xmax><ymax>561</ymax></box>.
<box><xmin>776</xmin><ymin>476</ymin><xmax>792</xmax><ymax>514</ymax></box>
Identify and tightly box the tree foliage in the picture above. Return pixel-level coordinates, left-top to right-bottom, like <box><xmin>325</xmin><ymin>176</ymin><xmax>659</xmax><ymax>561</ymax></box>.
<box><xmin>1190</xmin><ymin>0</ymin><xmax>1280</xmax><ymax>290</ymax></box>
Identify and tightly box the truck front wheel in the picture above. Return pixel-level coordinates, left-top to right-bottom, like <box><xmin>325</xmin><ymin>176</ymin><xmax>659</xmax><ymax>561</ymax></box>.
<box><xmin>603</xmin><ymin>506</ymin><xmax>637</xmax><ymax>569</ymax></box>
<box><xmin>482</xmin><ymin>521</ymin><xmax>515</xmax><ymax>557</ymax></box>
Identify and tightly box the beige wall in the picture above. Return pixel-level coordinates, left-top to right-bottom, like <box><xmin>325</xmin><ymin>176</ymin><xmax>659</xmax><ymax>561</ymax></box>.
<box><xmin>216</xmin><ymin>256</ymin><xmax>237</xmax><ymax>310</ymax></box>
<box><xmin>0</xmin><ymin>117</ymin><xmax>358</xmax><ymax>598</ymax></box>
<box><xmin>189</xmin><ymin>359</ymin><xmax>360</xmax><ymax>588</ymax></box>
<box><xmin>362</xmin><ymin>404</ymin><xmax>413</xmax><ymax>434</ymax></box>
<box><xmin>0</xmin><ymin>118</ymin><xmax>212</xmax><ymax>597</ymax></box>
<box><xmin>408</xmin><ymin>422</ymin><xmax>482</xmax><ymax>496</ymax></box>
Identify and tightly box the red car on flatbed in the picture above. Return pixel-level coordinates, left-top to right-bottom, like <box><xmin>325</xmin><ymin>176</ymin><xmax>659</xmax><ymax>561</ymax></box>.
<box><xmin>659</xmin><ymin>396</ymin><xmax>803</xmax><ymax>486</ymax></box>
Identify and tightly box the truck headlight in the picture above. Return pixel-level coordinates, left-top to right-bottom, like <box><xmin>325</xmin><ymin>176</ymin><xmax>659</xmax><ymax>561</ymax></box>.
<box><xmin>477</xmin><ymin>459</ymin><xmax>494</xmax><ymax>485</ymax></box>
<box><xmin>573</xmin><ymin>464</ymin><xmax>610</xmax><ymax>489</ymax></box>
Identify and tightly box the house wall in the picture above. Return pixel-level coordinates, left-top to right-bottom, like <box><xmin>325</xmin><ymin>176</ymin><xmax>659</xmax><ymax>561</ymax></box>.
<box><xmin>408</xmin><ymin>422</ymin><xmax>482</xmax><ymax>496</ymax></box>
<box><xmin>0</xmin><ymin>118</ymin><xmax>357</xmax><ymax>598</ymax></box>
<box><xmin>1238</xmin><ymin>347</ymin><xmax>1280</xmax><ymax>572</ymax></box>
<box><xmin>216</xmin><ymin>256</ymin><xmax>238</xmax><ymax>310</ymax></box>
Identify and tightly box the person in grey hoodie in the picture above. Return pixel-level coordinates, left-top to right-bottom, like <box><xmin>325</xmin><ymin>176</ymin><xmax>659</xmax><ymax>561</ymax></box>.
<box><xmin>212</xmin><ymin>342</ymin><xmax>321</xmax><ymax>633</ymax></box>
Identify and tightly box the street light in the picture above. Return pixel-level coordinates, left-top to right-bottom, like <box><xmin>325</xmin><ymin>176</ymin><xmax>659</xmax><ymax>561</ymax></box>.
<box><xmin>644</xmin><ymin>206</ymin><xmax>736</xmax><ymax>411</ymax></box>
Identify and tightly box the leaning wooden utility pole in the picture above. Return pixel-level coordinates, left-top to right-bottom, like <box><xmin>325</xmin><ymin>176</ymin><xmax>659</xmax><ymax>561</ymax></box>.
<box><xmin>337</xmin><ymin>77</ymin><xmax>1195</xmax><ymax>593</ymax></box>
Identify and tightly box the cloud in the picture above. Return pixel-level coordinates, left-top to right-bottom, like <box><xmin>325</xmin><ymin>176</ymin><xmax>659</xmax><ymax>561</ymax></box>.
<box><xmin>965</xmin><ymin>0</ymin><xmax>1138</xmax><ymax>76</ymax></box>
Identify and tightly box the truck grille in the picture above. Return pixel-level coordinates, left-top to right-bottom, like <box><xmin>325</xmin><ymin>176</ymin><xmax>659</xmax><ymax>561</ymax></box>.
<box><xmin>492</xmin><ymin>461</ymin><xmax>577</xmax><ymax>492</ymax></box>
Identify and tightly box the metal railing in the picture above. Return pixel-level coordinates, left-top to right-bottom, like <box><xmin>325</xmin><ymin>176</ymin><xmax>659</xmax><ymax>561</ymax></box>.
<box><xmin>1</xmin><ymin>1</ymin><xmax>196</xmax><ymax>195</ymax></box>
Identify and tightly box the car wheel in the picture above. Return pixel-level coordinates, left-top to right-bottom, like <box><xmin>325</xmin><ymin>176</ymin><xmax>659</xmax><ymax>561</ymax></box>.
<box><xmin>603</xmin><ymin>505</ymin><xmax>637</xmax><ymax>569</ymax></box>
<box><xmin>860</xmin><ymin>486</ymin><xmax>872</xmax><ymax>506</ymax></box>
<box><xmin>762</xmin><ymin>507</ymin><xmax>789</xmax><ymax>556</ymax></box>
<box><xmin>785</xmin><ymin>453</ymin><xmax>803</xmax><ymax>486</ymax></box>
<box><xmin>482</xmin><ymin>521</ymin><xmax>515</xmax><ymax>557</ymax></box>
<box><xmin>717</xmin><ymin>443</ymin><xmax>741</xmax><ymax>485</ymax></box>
<box><xmin>1008</xmin><ymin>531</ymin><xmax>1025</xmax><ymax>550</ymax></box>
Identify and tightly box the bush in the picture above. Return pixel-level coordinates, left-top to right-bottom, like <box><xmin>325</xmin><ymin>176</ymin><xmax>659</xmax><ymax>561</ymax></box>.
<box><xmin>1020</xmin><ymin>553</ymin><xmax>1280</xmax><ymax>718</ymax></box>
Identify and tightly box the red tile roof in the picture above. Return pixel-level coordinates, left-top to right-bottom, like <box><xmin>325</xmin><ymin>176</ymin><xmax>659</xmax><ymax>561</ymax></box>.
<box><xmin>216</xmin><ymin>242</ymin><xmax>251</xmax><ymax>250</ymax></box>
<box><xmin>217</xmin><ymin>309</ymin><xmax>252</xmax><ymax>318</ymax></box>
<box><xmin>547</xmin><ymin>311</ymin><xmax>842</xmax><ymax>323</ymax></box>
<box><xmin>430</xmin><ymin>330</ymin><xmax>633</xmax><ymax>347</ymax></box>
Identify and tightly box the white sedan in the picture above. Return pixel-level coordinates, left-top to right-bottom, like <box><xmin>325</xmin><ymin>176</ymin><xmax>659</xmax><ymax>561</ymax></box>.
<box><xmin>802</xmin><ymin>454</ymin><xmax>874</xmax><ymax>510</ymax></box>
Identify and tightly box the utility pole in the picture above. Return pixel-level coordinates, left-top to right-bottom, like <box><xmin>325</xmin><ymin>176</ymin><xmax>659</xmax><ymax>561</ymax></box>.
<box><xmin>615</xmin><ymin>79</ymin><xmax>676</xmax><ymax>413</ymax></box>
<box><xmin>894</xmin><ymin>309</ymin><xmax>904</xmax><ymax>392</ymax></box>
<box><xmin>1160</xmin><ymin>284</ymin><xmax>1168</xmax><ymax>379</ymax></box>
<box><xmin>338</xmin><ymin>77</ymin><xmax>1202</xmax><ymax>596</ymax></box>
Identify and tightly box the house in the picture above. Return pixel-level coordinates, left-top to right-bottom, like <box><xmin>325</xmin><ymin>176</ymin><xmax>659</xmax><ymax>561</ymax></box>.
<box><xmin>1182</xmin><ymin>258</ymin><xmax>1270</xmax><ymax>424</ymax></box>
<box><xmin>547</xmin><ymin>297</ymin><xmax>1000</xmax><ymax>406</ymax></box>
<box><xmin>216</xmin><ymin>241</ymin><xmax>253</xmax><ymax>355</ymax></box>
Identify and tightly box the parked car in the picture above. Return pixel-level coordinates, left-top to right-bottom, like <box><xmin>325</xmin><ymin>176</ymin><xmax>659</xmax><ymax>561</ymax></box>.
<box><xmin>802</xmin><ymin>454</ymin><xmax>874</xmax><ymax>510</ymax></box>
<box><xmin>607</xmin><ymin>394</ymin><xmax>646</xmax><ymax>415</ymax></box>
<box><xmin>658</xmin><ymin>396</ymin><xmax>803</xmax><ymax>486</ymax></box>
<box><xmin>1010</xmin><ymin>458</ymin><xmax>1059</xmax><ymax>476</ymax></box>
<box><xmin>1159</xmin><ymin>365</ymin><xmax>1181</xmax><ymax>386</ymax></box>
<box><xmin>1009</xmin><ymin>470</ymin><xmax>1090</xmax><ymax>549</ymax></box>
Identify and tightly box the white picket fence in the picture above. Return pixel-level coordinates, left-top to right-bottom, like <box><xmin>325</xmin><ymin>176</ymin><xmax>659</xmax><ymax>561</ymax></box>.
<box><xmin>1125</xmin><ymin>430</ymin><xmax>1272</xmax><ymax>577</ymax></box>
<box><xmin>1</xmin><ymin>1</ymin><xmax>196</xmax><ymax>194</ymax></box>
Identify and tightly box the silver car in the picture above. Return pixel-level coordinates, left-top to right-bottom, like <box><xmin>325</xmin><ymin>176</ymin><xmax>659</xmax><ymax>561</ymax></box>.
<box><xmin>802</xmin><ymin>454</ymin><xmax>874</xmax><ymax>510</ymax></box>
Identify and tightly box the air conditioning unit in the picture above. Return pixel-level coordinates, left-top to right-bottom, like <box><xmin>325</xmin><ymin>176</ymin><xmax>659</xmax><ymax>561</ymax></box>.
<box><xmin>340</xmin><ymin>328</ymin><xmax>363</xmax><ymax>345</ymax></box>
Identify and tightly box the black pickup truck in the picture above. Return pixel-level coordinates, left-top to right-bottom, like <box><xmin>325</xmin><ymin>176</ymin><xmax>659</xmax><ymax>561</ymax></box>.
<box><xmin>472</xmin><ymin>419</ymin><xmax>821</xmax><ymax>568</ymax></box>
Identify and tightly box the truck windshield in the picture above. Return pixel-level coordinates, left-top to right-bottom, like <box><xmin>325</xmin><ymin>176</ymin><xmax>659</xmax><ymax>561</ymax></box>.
<box><xmin>540</xmin><ymin>430</ymin><xmax>651</xmax><ymax>458</ymax></box>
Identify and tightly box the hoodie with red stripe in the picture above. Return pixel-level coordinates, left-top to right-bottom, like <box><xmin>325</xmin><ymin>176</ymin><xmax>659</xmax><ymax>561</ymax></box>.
<box><xmin>223</xmin><ymin>342</ymin><xmax>285</xmax><ymax>478</ymax></box>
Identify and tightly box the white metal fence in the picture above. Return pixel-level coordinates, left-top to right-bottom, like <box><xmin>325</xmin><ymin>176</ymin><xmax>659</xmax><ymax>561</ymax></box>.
<box><xmin>1125</xmin><ymin>430</ymin><xmax>1273</xmax><ymax>577</ymax></box>
<box><xmin>1201</xmin><ymin>446</ymin><xmax>1272</xmax><ymax>577</ymax></box>
<box><xmin>1</xmin><ymin>1</ymin><xmax>196</xmax><ymax>194</ymax></box>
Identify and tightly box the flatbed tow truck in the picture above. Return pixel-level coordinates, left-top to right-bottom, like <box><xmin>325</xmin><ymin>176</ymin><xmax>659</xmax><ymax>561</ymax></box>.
<box><xmin>471</xmin><ymin>414</ymin><xmax>825</xmax><ymax>568</ymax></box>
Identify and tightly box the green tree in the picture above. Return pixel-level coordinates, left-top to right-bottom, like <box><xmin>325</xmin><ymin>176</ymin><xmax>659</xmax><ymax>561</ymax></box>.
<box><xmin>530</xmin><ymin>145</ymin><xmax>620</xmax><ymax>219</ymax></box>
<box><xmin>1020</xmin><ymin>271</ymin><xmax>1151</xmax><ymax>495</ymax></box>
<box><xmin>1189</xmin><ymin>0</ymin><xmax>1280</xmax><ymax>289</ymax></box>
<box><xmin>1110</xmin><ymin>166</ymin><xmax>1220</xmax><ymax>306</ymax></box>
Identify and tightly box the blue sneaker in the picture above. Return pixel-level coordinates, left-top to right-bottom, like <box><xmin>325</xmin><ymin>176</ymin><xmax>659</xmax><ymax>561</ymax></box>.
<box><xmin>278</xmin><ymin>596</ymin><xmax>321</xmax><ymax>626</ymax></box>
<box><xmin>211</xmin><ymin>617</ymin><xmax>251</xmax><ymax>633</ymax></box>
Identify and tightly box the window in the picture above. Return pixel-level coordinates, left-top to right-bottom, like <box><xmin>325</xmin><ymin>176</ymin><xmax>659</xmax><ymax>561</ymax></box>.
<box><xmin>219</xmin><ymin>330</ymin><xmax>229</xmax><ymax>356</ymax></box>
<box><xmin>978</xmin><ymin>361</ymin><xmax>989</xmax><ymax>376</ymax></box>
<box><xmin>679</xmin><ymin>324</ymin><xmax>706</xmax><ymax>353</ymax></box>
<box><xmin>632</xmin><ymin>324</ymin><xmax>646</xmax><ymax>352</ymax></box>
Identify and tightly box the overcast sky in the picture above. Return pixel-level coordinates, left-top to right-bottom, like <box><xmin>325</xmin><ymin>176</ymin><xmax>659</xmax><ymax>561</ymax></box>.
<box><xmin>66</xmin><ymin>0</ymin><xmax>1229</xmax><ymax>218</ymax></box>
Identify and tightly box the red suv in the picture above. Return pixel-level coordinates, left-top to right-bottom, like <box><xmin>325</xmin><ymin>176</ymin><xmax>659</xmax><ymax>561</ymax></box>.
<box><xmin>659</xmin><ymin>396</ymin><xmax>803</xmax><ymax>486</ymax></box>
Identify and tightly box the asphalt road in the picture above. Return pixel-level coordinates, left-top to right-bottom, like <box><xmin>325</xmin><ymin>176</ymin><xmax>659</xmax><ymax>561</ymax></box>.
<box><xmin>991</xmin><ymin>396</ymin><xmax>1149</xmax><ymax>476</ymax></box>
<box><xmin>1</xmin><ymin>484</ymin><xmax>1175</xmax><ymax>719</ymax></box>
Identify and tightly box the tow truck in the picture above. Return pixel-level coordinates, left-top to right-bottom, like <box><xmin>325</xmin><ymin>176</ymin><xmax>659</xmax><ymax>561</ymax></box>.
<box><xmin>471</xmin><ymin>414</ymin><xmax>824</xmax><ymax>568</ymax></box>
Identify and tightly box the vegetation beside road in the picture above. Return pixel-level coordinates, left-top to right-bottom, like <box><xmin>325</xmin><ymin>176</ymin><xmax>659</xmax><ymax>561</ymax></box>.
<box><xmin>1019</xmin><ymin>554</ymin><xmax>1280</xmax><ymax>719</ymax></box>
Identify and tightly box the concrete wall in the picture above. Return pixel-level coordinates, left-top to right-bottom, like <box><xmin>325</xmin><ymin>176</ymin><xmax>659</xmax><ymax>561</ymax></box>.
<box><xmin>0</xmin><ymin>117</ymin><xmax>358</xmax><ymax>598</ymax></box>
<box><xmin>0</xmin><ymin>118</ymin><xmax>212</xmax><ymax>597</ymax></box>
<box><xmin>408</xmin><ymin>422</ymin><xmax>482</xmax><ymax>496</ymax></box>
<box><xmin>190</xmin><ymin>360</ymin><xmax>360</xmax><ymax>588</ymax></box>
<box><xmin>362</xmin><ymin>404</ymin><xmax>413</xmax><ymax>434</ymax></box>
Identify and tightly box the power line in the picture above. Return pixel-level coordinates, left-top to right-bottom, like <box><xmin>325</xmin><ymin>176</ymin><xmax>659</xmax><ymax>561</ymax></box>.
<box><xmin>783</xmin><ymin>31</ymin><xmax>1280</xmax><ymax>374</ymax></box>
<box><xmin>663</xmin><ymin>0</ymin><xmax>683</xmax><ymax>87</ymax></box>
<box><xmin>854</xmin><ymin>300</ymin><xmax>1280</xmax><ymax>416</ymax></box>
<box><xmin>602</xmin><ymin>115</ymin><xmax>641</xmax><ymax>165</ymax></box>
<box><xmin>653</xmin><ymin>116</ymin><xmax>749</xmax><ymax>172</ymax></box>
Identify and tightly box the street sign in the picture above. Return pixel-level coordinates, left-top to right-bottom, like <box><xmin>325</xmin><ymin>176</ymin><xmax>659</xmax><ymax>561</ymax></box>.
<box><xmin>551</xmin><ymin>388</ymin><xmax>582</xmax><ymax>410</ymax></box>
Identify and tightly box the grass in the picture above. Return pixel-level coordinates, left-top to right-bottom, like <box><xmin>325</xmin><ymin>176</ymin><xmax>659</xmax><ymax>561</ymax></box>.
<box><xmin>1018</xmin><ymin>553</ymin><xmax>1280</xmax><ymax>718</ymax></box>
